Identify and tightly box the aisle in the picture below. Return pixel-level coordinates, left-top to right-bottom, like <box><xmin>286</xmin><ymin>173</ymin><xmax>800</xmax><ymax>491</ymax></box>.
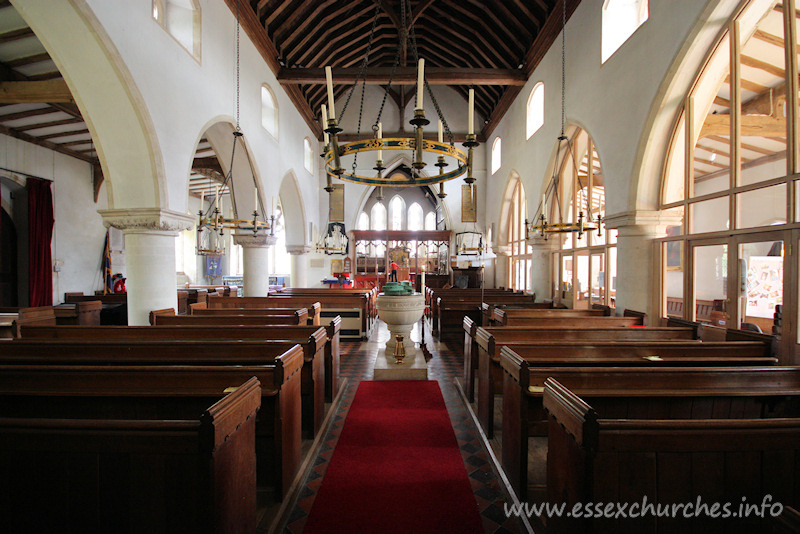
<box><xmin>278</xmin><ymin>321</ymin><xmax>526</xmax><ymax>534</ymax></box>
<box><xmin>303</xmin><ymin>380</ymin><xmax>484</xmax><ymax>533</ymax></box>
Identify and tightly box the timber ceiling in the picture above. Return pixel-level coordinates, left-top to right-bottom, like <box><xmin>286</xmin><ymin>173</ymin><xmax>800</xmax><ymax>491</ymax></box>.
<box><xmin>243</xmin><ymin>0</ymin><xmax>580</xmax><ymax>139</ymax></box>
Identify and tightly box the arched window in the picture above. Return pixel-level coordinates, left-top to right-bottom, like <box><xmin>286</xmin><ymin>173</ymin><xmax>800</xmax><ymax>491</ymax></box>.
<box><xmin>491</xmin><ymin>137</ymin><xmax>502</xmax><ymax>175</ymax></box>
<box><xmin>550</xmin><ymin>128</ymin><xmax>616</xmax><ymax>308</ymax></box>
<box><xmin>356</xmin><ymin>211</ymin><xmax>369</xmax><ymax>255</ymax></box>
<box><xmin>370</xmin><ymin>202</ymin><xmax>387</xmax><ymax>258</ymax></box>
<box><xmin>370</xmin><ymin>203</ymin><xmax>386</xmax><ymax>231</ymax></box>
<box><xmin>602</xmin><ymin>0</ymin><xmax>648</xmax><ymax>63</ymax></box>
<box><xmin>506</xmin><ymin>177</ymin><xmax>531</xmax><ymax>291</ymax></box>
<box><xmin>261</xmin><ymin>84</ymin><xmax>278</xmax><ymax>138</ymax></box>
<box><xmin>388</xmin><ymin>196</ymin><xmax>405</xmax><ymax>230</ymax></box>
<box><xmin>357</xmin><ymin>211</ymin><xmax>369</xmax><ymax>230</ymax></box>
<box><xmin>303</xmin><ymin>138</ymin><xmax>313</xmax><ymax>173</ymax></box>
<box><xmin>424</xmin><ymin>211</ymin><xmax>436</xmax><ymax>231</ymax></box>
<box><xmin>526</xmin><ymin>82</ymin><xmax>544</xmax><ymax>139</ymax></box>
<box><xmin>408</xmin><ymin>202</ymin><xmax>424</xmax><ymax>231</ymax></box>
<box><xmin>659</xmin><ymin>1</ymin><xmax>795</xmax><ymax>347</ymax></box>
<box><xmin>152</xmin><ymin>0</ymin><xmax>201</xmax><ymax>60</ymax></box>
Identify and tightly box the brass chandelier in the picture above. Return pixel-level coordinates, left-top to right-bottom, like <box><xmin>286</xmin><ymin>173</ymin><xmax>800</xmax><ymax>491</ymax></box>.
<box><xmin>526</xmin><ymin>0</ymin><xmax>601</xmax><ymax>241</ymax></box>
<box><xmin>319</xmin><ymin>0</ymin><xmax>478</xmax><ymax>202</ymax></box>
<box><xmin>196</xmin><ymin>0</ymin><xmax>273</xmax><ymax>256</ymax></box>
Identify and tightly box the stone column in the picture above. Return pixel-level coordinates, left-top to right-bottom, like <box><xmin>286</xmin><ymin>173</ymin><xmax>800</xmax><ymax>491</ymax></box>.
<box><xmin>286</xmin><ymin>245</ymin><xmax>311</xmax><ymax>288</ymax></box>
<box><xmin>604</xmin><ymin>211</ymin><xmax>683</xmax><ymax>318</ymax></box>
<box><xmin>233</xmin><ymin>233</ymin><xmax>277</xmax><ymax>296</ymax></box>
<box><xmin>494</xmin><ymin>245</ymin><xmax>511</xmax><ymax>289</ymax></box>
<box><xmin>100</xmin><ymin>208</ymin><xmax>194</xmax><ymax>325</ymax></box>
<box><xmin>526</xmin><ymin>235</ymin><xmax>559</xmax><ymax>301</ymax></box>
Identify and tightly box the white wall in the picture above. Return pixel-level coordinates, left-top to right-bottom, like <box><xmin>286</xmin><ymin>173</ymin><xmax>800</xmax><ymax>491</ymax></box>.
<box><xmin>0</xmin><ymin>134</ymin><xmax>108</xmax><ymax>303</ymax></box>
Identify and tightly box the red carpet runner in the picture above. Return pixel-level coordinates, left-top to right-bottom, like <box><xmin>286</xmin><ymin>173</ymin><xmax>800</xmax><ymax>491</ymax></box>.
<box><xmin>304</xmin><ymin>380</ymin><xmax>484</xmax><ymax>533</ymax></box>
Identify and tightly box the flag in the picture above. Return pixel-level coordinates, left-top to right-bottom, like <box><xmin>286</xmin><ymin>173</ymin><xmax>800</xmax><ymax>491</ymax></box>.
<box><xmin>102</xmin><ymin>231</ymin><xmax>113</xmax><ymax>295</ymax></box>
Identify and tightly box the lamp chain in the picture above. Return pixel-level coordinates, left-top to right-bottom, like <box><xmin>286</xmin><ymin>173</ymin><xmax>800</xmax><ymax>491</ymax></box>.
<box><xmin>339</xmin><ymin>2</ymin><xmax>381</xmax><ymax>120</ymax></box>
<box><xmin>235</xmin><ymin>0</ymin><xmax>240</xmax><ymax>130</ymax></box>
<box><xmin>372</xmin><ymin>0</ymin><xmax>405</xmax><ymax>133</ymax></box>
<box><xmin>407</xmin><ymin>0</ymin><xmax>453</xmax><ymax>144</ymax></box>
<box><xmin>560</xmin><ymin>0</ymin><xmax>566</xmax><ymax>137</ymax></box>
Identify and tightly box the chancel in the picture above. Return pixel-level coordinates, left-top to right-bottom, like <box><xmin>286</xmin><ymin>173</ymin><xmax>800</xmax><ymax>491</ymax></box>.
<box><xmin>0</xmin><ymin>0</ymin><xmax>799</xmax><ymax>532</ymax></box>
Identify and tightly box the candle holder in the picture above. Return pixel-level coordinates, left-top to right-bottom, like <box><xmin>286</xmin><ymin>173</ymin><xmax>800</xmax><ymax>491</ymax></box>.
<box><xmin>462</xmin><ymin>133</ymin><xmax>479</xmax><ymax>184</ymax></box>
<box><xmin>435</xmin><ymin>155</ymin><xmax>448</xmax><ymax>198</ymax></box>
<box><xmin>325</xmin><ymin>117</ymin><xmax>344</xmax><ymax>179</ymax></box>
<box><xmin>409</xmin><ymin>108</ymin><xmax>430</xmax><ymax>171</ymax></box>
<box><xmin>251</xmin><ymin>210</ymin><xmax>259</xmax><ymax>237</ymax></box>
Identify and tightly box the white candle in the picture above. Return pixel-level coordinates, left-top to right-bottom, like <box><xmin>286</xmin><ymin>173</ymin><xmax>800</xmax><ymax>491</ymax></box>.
<box><xmin>199</xmin><ymin>190</ymin><xmax>204</xmax><ymax>211</ymax></box>
<box><xmin>416</xmin><ymin>58</ymin><xmax>425</xmax><ymax>110</ymax></box>
<box><xmin>377</xmin><ymin>122</ymin><xmax>382</xmax><ymax>161</ymax></box>
<box><xmin>254</xmin><ymin>187</ymin><xmax>258</xmax><ymax>213</ymax></box>
<box><xmin>542</xmin><ymin>193</ymin><xmax>546</xmax><ymax>215</ymax></box>
<box><xmin>325</xmin><ymin>66</ymin><xmax>336</xmax><ymax>120</ymax></box>
<box><xmin>321</xmin><ymin>104</ymin><xmax>329</xmax><ymax>144</ymax></box>
<box><xmin>468</xmin><ymin>89</ymin><xmax>474</xmax><ymax>134</ymax></box>
<box><xmin>272</xmin><ymin>196</ymin><xmax>275</xmax><ymax>216</ymax></box>
<box><xmin>215</xmin><ymin>186</ymin><xmax>219</xmax><ymax>211</ymax></box>
<box><xmin>437</xmin><ymin>120</ymin><xmax>443</xmax><ymax>143</ymax></box>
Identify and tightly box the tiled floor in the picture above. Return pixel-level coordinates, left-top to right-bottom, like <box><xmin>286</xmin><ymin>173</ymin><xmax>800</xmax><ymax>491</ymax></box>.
<box><xmin>280</xmin><ymin>320</ymin><xmax>526</xmax><ymax>534</ymax></box>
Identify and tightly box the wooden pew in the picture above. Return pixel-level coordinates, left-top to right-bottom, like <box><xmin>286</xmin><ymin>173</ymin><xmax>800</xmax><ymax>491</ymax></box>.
<box><xmin>774</xmin><ymin>507</ymin><xmax>800</xmax><ymax>534</ymax></box>
<box><xmin>0</xmin><ymin>376</ymin><xmax>262</xmax><ymax>533</ymax></box>
<box><xmin>220</xmin><ymin>295</ymin><xmax>365</xmax><ymax>339</ymax></box>
<box><xmin>490</xmin><ymin>307</ymin><xmax>610</xmax><ymax>326</ymax></box>
<box><xmin>53</xmin><ymin>300</ymin><xmax>102</xmax><ymax>325</ymax></box>
<box><xmin>192</xmin><ymin>306</ymin><xmax>321</xmax><ymax>326</ymax></box>
<box><xmin>24</xmin><ymin>319</ymin><xmax>342</xmax><ymax>405</ymax></box>
<box><xmin>542</xmin><ymin>378</ymin><xmax>800</xmax><ymax>532</ymax></box>
<box><xmin>0</xmin><ymin>337</ymin><xmax>324</xmax><ymax>440</ymax></box>
<box><xmin>433</xmin><ymin>293</ymin><xmax>535</xmax><ymax>340</ymax></box>
<box><xmin>161</xmin><ymin>308</ymin><xmax>309</xmax><ymax>326</ymax></box>
<box><xmin>480</xmin><ymin>301</ymin><xmax>554</xmax><ymax>326</ymax></box>
<box><xmin>501</xmin><ymin>352</ymin><xmax>798</xmax><ymax>501</ymax></box>
<box><xmin>460</xmin><ymin>317</ymin><xmax>697</xmax><ymax>404</ymax></box>
<box><xmin>477</xmin><ymin>335</ymin><xmax>776</xmax><ymax>438</ymax></box>
<box><xmin>64</xmin><ymin>293</ymin><xmax>128</xmax><ymax>324</ymax></box>
<box><xmin>272</xmin><ymin>287</ymin><xmax>377</xmax><ymax>330</ymax></box>
<box><xmin>0</xmin><ymin>306</ymin><xmax>57</xmax><ymax>338</ymax></box>
<box><xmin>206</xmin><ymin>296</ymin><xmax>322</xmax><ymax>326</ymax></box>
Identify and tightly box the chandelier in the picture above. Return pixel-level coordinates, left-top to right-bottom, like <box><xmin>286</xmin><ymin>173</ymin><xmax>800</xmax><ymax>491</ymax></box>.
<box><xmin>319</xmin><ymin>0</ymin><xmax>478</xmax><ymax>201</ymax></box>
<box><xmin>525</xmin><ymin>0</ymin><xmax>601</xmax><ymax>241</ymax></box>
<box><xmin>196</xmin><ymin>0</ymin><xmax>272</xmax><ymax>256</ymax></box>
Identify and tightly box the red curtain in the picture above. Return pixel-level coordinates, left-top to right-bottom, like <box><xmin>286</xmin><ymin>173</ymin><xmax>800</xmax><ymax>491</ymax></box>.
<box><xmin>27</xmin><ymin>178</ymin><xmax>54</xmax><ymax>306</ymax></box>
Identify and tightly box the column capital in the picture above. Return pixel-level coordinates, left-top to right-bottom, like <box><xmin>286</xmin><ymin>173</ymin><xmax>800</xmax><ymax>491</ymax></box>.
<box><xmin>286</xmin><ymin>244</ymin><xmax>312</xmax><ymax>255</ymax></box>
<box><xmin>525</xmin><ymin>235</ymin><xmax>560</xmax><ymax>250</ymax></box>
<box><xmin>99</xmin><ymin>208</ymin><xmax>194</xmax><ymax>235</ymax></box>
<box><xmin>603</xmin><ymin>210</ymin><xmax>683</xmax><ymax>237</ymax></box>
<box><xmin>494</xmin><ymin>245</ymin><xmax>511</xmax><ymax>257</ymax></box>
<box><xmin>233</xmin><ymin>233</ymin><xmax>277</xmax><ymax>248</ymax></box>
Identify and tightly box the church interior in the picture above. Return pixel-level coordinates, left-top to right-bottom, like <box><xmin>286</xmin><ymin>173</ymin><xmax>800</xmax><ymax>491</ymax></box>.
<box><xmin>1</xmin><ymin>0</ymin><xmax>800</xmax><ymax>532</ymax></box>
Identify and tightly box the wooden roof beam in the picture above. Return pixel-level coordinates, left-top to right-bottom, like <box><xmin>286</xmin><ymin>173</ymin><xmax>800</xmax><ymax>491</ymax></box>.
<box><xmin>0</xmin><ymin>123</ymin><xmax>96</xmax><ymax>164</ymax></box>
<box><xmin>0</xmin><ymin>27</ymin><xmax>34</xmax><ymax>45</ymax></box>
<box><xmin>0</xmin><ymin>80</ymin><xmax>73</xmax><ymax>104</ymax></box>
<box><xmin>277</xmin><ymin>67</ymin><xmax>527</xmax><ymax>86</ymax></box>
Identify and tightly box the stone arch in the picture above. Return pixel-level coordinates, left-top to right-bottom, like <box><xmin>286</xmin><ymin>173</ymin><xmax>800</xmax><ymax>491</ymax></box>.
<box><xmin>279</xmin><ymin>170</ymin><xmax>307</xmax><ymax>246</ymax></box>
<box><xmin>497</xmin><ymin>170</ymin><xmax>523</xmax><ymax>247</ymax></box>
<box><xmin>12</xmin><ymin>0</ymin><xmax>166</xmax><ymax>209</ymax></box>
<box><xmin>629</xmin><ymin>0</ymin><xmax>741</xmax><ymax>212</ymax></box>
<box><xmin>350</xmin><ymin>153</ymin><xmax>454</xmax><ymax>231</ymax></box>
<box><xmin>199</xmin><ymin>119</ymin><xmax>265</xmax><ymax>216</ymax></box>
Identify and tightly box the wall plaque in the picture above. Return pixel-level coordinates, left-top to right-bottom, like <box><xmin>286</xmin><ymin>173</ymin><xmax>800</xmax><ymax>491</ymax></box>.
<box><xmin>329</xmin><ymin>183</ymin><xmax>345</xmax><ymax>222</ymax></box>
<box><xmin>461</xmin><ymin>184</ymin><xmax>476</xmax><ymax>222</ymax></box>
